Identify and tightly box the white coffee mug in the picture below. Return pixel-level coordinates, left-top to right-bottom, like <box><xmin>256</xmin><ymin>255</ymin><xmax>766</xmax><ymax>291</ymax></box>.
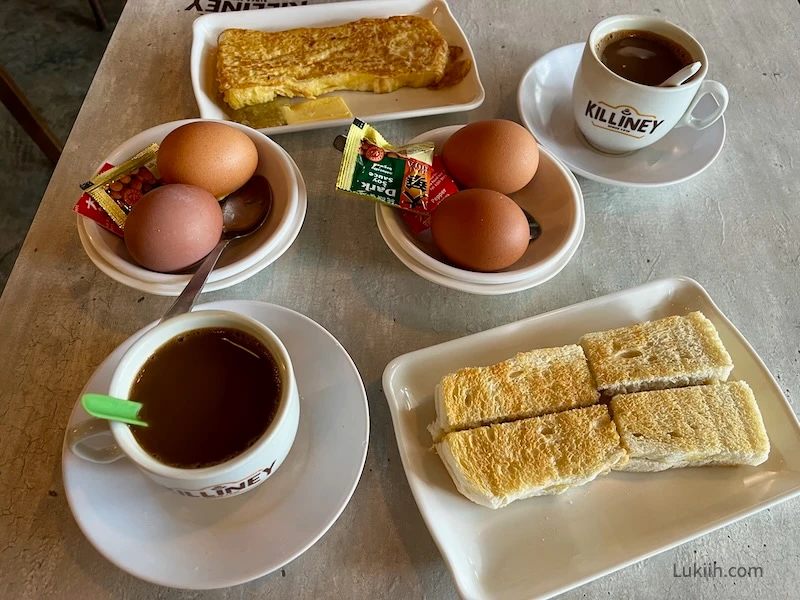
<box><xmin>67</xmin><ymin>310</ymin><xmax>300</xmax><ymax>499</ymax></box>
<box><xmin>572</xmin><ymin>14</ymin><xmax>728</xmax><ymax>154</ymax></box>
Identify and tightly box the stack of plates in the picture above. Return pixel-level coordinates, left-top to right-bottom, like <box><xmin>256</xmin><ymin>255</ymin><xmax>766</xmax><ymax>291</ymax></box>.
<box><xmin>77</xmin><ymin>119</ymin><xmax>307</xmax><ymax>296</ymax></box>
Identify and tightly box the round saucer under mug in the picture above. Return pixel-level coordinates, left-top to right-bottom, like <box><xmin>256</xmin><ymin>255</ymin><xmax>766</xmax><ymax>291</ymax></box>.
<box><xmin>517</xmin><ymin>43</ymin><xmax>726</xmax><ymax>188</ymax></box>
<box><xmin>62</xmin><ymin>301</ymin><xmax>369</xmax><ymax>589</ymax></box>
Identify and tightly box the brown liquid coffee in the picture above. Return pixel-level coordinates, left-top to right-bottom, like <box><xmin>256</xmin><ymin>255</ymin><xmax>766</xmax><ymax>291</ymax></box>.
<box><xmin>599</xmin><ymin>30</ymin><xmax>693</xmax><ymax>86</ymax></box>
<box><xmin>130</xmin><ymin>327</ymin><xmax>281</xmax><ymax>469</ymax></box>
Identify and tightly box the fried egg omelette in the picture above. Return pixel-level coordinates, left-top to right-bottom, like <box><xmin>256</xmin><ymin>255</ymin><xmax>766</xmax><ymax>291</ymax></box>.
<box><xmin>217</xmin><ymin>16</ymin><xmax>449</xmax><ymax>110</ymax></box>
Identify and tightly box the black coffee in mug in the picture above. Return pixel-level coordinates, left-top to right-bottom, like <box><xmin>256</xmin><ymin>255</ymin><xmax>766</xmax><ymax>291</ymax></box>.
<box><xmin>599</xmin><ymin>29</ymin><xmax>693</xmax><ymax>86</ymax></box>
<box><xmin>129</xmin><ymin>327</ymin><xmax>281</xmax><ymax>469</ymax></box>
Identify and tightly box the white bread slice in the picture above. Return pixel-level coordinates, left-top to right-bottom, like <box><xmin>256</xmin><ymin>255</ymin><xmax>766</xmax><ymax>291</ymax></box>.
<box><xmin>428</xmin><ymin>345</ymin><xmax>599</xmax><ymax>441</ymax></box>
<box><xmin>580</xmin><ymin>312</ymin><xmax>733</xmax><ymax>396</ymax></box>
<box><xmin>435</xmin><ymin>405</ymin><xmax>628</xmax><ymax>508</ymax></box>
<box><xmin>610</xmin><ymin>381</ymin><xmax>770</xmax><ymax>471</ymax></box>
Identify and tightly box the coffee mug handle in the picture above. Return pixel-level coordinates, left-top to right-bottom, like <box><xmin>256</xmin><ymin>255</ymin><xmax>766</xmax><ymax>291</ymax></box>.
<box><xmin>677</xmin><ymin>80</ymin><xmax>729</xmax><ymax>130</ymax></box>
<box><xmin>68</xmin><ymin>419</ymin><xmax>124</xmax><ymax>463</ymax></box>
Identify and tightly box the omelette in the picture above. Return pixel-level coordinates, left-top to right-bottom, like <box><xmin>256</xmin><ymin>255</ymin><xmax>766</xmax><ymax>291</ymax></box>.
<box><xmin>216</xmin><ymin>16</ymin><xmax>450</xmax><ymax>110</ymax></box>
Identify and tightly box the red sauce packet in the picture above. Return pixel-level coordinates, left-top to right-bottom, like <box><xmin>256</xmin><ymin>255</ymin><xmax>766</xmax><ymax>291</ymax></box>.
<box><xmin>73</xmin><ymin>163</ymin><xmax>124</xmax><ymax>237</ymax></box>
<box><xmin>74</xmin><ymin>143</ymin><xmax>161</xmax><ymax>237</ymax></box>
<box><xmin>336</xmin><ymin>119</ymin><xmax>435</xmax><ymax>214</ymax></box>
<box><xmin>399</xmin><ymin>155</ymin><xmax>459</xmax><ymax>234</ymax></box>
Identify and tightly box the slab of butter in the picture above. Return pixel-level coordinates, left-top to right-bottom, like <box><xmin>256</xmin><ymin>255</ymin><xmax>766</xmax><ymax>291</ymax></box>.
<box><xmin>283</xmin><ymin>97</ymin><xmax>353</xmax><ymax>125</ymax></box>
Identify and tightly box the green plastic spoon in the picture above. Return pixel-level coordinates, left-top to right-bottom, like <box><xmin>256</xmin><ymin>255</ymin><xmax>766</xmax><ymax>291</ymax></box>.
<box><xmin>81</xmin><ymin>393</ymin><xmax>148</xmax><ymax>427</ymax></box>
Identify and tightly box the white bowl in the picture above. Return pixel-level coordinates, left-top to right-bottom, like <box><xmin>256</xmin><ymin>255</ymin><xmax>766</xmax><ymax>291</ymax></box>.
<box><xmin>78</xmin><ymin>119</ymin><xmax>302</xmax><ymax>286</ymax></box>
<box><xmin>376</xmin><ymin>200</ymin><xmax>584</xmax><ymax>295</ymax></box>
<box><xmin>377</xmin><ymin>125</ymin><xmax>584</xmax><ymax>285</ymax></box>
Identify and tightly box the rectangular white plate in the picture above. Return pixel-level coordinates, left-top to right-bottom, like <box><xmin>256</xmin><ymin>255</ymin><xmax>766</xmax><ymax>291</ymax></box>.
<box><xmin>382</xmin><ymin>277</ymin><xmax>800</xmax><ymax>600</ymax></box>
<box><xmin>190</xmin><ymin>0</ymin><xmax>485</xmax><ymax>135</ymax></box>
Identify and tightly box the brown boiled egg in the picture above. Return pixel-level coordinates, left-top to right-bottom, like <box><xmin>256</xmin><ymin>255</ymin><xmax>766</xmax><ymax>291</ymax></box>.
<box><xmin>157</xmin><ymin>122</ymin><xmax>258</xmax><ymax>199</ymax></box>
<box><xmin>441</xmin><ymin>120</ymin><xmax>539</xmax><ymax>194</ymax></box>
<box><xmin>124</xmin><ymin>184</ymin><xmax>223</xmax><ymax>273</ymax></box>
<box><xmin>431</xmin><ymin>189</ymin><xmax>529</xmax><ymax>272</ymax></box>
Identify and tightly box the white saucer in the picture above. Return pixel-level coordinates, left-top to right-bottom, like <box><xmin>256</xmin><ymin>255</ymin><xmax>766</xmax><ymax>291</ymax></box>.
<box><xmin>517</xmin><ymin>43</ymin><xmax>726</xmax><ymax>188</ymax></box>
<box><xmin>376</xmin><ymin>205</ymin><xmax>584</xmax><ymax>295</ymax></box>
<box><xmin>77</xmin><ymin>158</ymin><xmax>307</xmax><ymax>297</ymax></box>
<box><xmin>62</xmin><ymin>301</ymin><xmax>369</xmax><ymax>589</ymax></box>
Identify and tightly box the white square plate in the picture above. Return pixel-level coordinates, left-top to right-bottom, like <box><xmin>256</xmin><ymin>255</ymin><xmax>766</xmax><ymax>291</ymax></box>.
<box><xmin>382</xmin><ymin>277</ymin><xmax>800</xmax><ymax>600</ymax></box>
<box><xmin>190</xmin><ymin>0</ymin><xmax>485</xmax><ymax>135</ymax></box>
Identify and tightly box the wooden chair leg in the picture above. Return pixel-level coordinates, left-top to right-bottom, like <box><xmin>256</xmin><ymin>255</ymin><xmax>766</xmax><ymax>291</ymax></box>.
<box><xmin>0</xmin><ymin>68</ymin><xmax>63</xmax><ymax>166</ymax></box>
<box><xmin>88</xmin><ymin>0</ymin><xmax>109</xmax><ymax>31</ymax></box>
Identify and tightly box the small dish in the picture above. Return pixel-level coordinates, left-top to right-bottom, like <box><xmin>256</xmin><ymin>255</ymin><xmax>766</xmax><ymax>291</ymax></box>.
<box><xmin>62</xmin><ymin>300</ymin><xmax>369</xmax><ymax>589</ymax></box>
<box><xmin>76</xmin><ymin>187</ymin><xmax>304</xmax><ymax>296</ymax></box>
<box><xmin>375</xmin><ymin>205</ymin><xmax>584</xmax><ymax>295</ymax></box>
<box><xmin>79</xmin><ymin>119</ymin><xmax>302</xmax><ymax>286</ymax></box>
<box><xmin>517</xmin><ymin>43</ymin><xmax>726</xmax><ymax>188</ymax></box>
<box><xmin>383</xmin><ymin>277</ymin><xmax>800</xmax><ymax>600</ymax></box>
<box><xmin>190</xmin><ymin>0</ymin><xmax>485</xmax><ymax>135</ymax></box>
<box><xmin>377</xmin><ymin>125</ymin><xmax>584</xmax><ymax>285</ymax></box>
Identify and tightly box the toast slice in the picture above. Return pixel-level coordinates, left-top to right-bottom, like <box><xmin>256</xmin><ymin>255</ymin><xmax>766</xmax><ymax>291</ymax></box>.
<box><xmin>429</xmin><ymin>345</ymin><xmax>599</xmax><ymax>440</ymax></box>
<box><xmin>217</xmin><ymin>16</ymin><xmax>449</xmax><ymax>109</ymax></box>
<box><xmin>580</xmin><ymin>312</ymin><xmax>733</xmax><ymax>396</ymax></box>
<box><xmin>436</xmin><ymin>405</ymin><xmax>628</xmax><ymax>508</ymax></box>
<box><xmin>610</xmin><ymin>381</ymin><xmax>770</xmax><ymax>472</ymax></box>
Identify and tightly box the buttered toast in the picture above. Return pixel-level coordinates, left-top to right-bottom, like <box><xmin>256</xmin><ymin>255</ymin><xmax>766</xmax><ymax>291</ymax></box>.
<box><xmin>436</xmin><ymin>405</ymin><xmax>628</xmax><ymax>509</ymax></box>
<box><xmin>217</xmin><ymin>16</ymin><xmax>449</xmax><ymax>110</ymax></box>
<box><xmin>429</xmin><ymin>345</ymin><xmax>599</xmax><ymax>440</ymax></box>
<box><xmin>610</xmin><ymin>382</ymin><xmax>770</xmax><ymax>472</ymax></box>
<box><xmin>580</xmin><ymin>312</ymin><xmax>733</xmax><ymax>396</ymax></box>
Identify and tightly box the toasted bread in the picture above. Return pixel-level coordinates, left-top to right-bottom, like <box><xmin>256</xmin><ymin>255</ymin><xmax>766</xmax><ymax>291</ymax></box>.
<box><xmin>610</xmin><ymin>381</ymin><xmax>770</xmax><ymax>472</ymax></box>
<box><xmin>217</xmin><ymin>16</ymin><xmax>449</xmax><ymax>109</ymax></box>
<box><xmin>580</xmin><ymin>312</ymin><xmax>733</xmax><ymax>396</ymax></box>
<box><xmin>436</xmin><ymin>405</ymin><xmax>628</xmax><ymax>508</ymax></box>
<box><xmin>429</xmin><ymin>345</ymin><xmax>599</xmax><ymax>440</ymax></box>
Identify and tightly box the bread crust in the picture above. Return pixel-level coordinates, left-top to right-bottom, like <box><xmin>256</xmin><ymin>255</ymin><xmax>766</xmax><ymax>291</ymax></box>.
<box><xmin>436</xmin><ymin>405</ymin><xmax>628</xmax><ymax>508</ymax></box>
<box><xmin>580</xmin><ymin>312</ymin><xmax>733</xmax><ymax>396</ymax></box>
<box><xmin>610</xmin><ymin>381</ymin><xmax>770</xmax><ymax>471</ymax></box>
<box><xmin>430</xmin><ymin>345</ymin><xmax>599</xmax><ymax>440</ymax></box>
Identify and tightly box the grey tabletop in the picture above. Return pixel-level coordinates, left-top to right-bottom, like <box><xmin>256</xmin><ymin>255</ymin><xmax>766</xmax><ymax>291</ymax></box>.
<box><xmin>1</xmin><ymin>0</ymin><xmax>799</xmax><ymax>598</ymax></box>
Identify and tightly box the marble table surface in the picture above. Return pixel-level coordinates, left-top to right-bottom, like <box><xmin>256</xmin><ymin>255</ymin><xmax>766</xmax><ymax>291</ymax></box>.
<box><xmin>1</xmin><ymin>0</ymin><xmax>798</xmax><ymax>598</ymax></box>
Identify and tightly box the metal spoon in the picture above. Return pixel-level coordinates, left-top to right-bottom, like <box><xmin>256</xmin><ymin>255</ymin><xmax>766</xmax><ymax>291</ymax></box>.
<box><xmin>161</xmin><ymin>175</ymin><xmax>273</xmax><ymax>321</ymax></box>
<box><xmin>521</xmin><ymin>208</ymin><xmax>542</xmax><ymax>241</ymax></box>
<box><xmin>333</xmin><ymin>135</ymin><xmax>542</xmax><ymax>240</ymax></box>
<box><xmin>659</xmin><ymin>61</ymin><xmax>702</xmax><ymax>87</ymax></box>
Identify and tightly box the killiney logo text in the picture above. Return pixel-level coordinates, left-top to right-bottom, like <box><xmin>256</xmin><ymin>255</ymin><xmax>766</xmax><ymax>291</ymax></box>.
<box><xmin>585</xmin><ymin>101</ymin><xmax>665</xmax><ymax>138</ymax></box>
